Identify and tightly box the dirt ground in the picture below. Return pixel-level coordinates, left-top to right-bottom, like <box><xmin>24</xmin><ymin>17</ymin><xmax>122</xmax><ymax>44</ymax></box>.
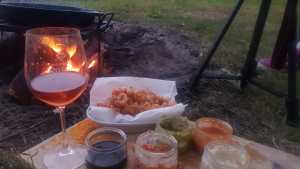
<box><xmin>0</xmin><ymin>22</ymin><xmax>299</xmax><ymax>156</ymax></box>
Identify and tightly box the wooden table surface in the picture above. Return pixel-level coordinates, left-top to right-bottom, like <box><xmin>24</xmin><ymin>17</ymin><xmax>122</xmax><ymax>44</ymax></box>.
<box><xmin>22</xmin><ymin>119</ymin><xmax>300</xmax><ymax>169</ymax></box>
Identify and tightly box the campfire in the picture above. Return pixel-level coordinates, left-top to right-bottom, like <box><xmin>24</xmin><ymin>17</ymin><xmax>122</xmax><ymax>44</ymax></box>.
<box><xmin>40</xmin><ymin>36</ymin><xmax>97</xmax><ymax>74</ymax></box>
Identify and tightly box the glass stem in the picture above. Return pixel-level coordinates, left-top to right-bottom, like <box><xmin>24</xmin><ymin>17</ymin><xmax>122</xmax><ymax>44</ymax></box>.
<box><xmin>56</xmin><ymin>106</ymin><xmax>69</xmax><ymax>151</ymax></box>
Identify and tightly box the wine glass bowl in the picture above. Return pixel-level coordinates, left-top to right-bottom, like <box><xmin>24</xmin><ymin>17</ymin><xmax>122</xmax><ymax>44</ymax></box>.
<box><xmin>25</xmin><ymin>27</ymin><xmax>88</xmax><ymax>107</ymax></box>
<box><xmin>24</xmin><ymin>27</ymin><xmax>89</xmax><ymax>169</ymax></box>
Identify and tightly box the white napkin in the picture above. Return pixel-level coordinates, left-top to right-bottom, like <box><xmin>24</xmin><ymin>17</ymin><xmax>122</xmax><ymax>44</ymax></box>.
<box><xmin>87</xmin><ymin>76</ymin><xmax>186</xmax><ymax>124</ymax></box>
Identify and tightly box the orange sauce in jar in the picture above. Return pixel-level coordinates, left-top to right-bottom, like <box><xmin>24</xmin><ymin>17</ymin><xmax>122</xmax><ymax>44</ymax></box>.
<box><xmin>192</xmin><ymin>117</ymin><xmax>233</xmax><ymax>152</ymax></box>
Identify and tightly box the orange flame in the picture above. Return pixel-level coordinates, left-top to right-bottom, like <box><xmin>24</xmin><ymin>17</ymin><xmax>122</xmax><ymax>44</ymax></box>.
<box><xmin>66</xmin><ymin>45</ymin><xmax>77</xmax><ymax>58</ymax></box>
<box><xmin>88</xmin><ymin>59</ymin><xmax>97</xmax><ymax>69</ymax></box>
<box><xmin>66</xmin><ymin>60</ymin><xmax>80</xmax><ymax>72</ymax></box>
<box><xmin>43</xmin><ymin>65</ymin><xmax>52</xmax><ymax>74</ymax></box>
<box><xmin>88</xmin><ymin>53</ymin><xmax>98</xmax><ymax>69</ymax></box>
<box><xmin>41</xmin><ymin>36</ymin><xmax>62</xmax><ymax>53</ymax></box>
<box><xmin>41</xmin><ymin>37</ymin><xmax>82</xmax><ymax>72</ymax></box>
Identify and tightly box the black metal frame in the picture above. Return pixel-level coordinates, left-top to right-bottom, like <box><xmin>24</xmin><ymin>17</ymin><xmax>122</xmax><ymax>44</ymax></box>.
<box><xmin>192</xmin><ymin>0</ymin><xmax>299</xmax><ymax>126</ymax></box>
<box><xmin>0</xmin><ymin>12</ymin><xmax>113</xmax><ymax>75</ymax></box>
<box><xmin>191</xmin><ymin>0</ymin><xmax>244</xmax><ymax>85</ymax></box>
<box><xmin>0</xmin><ymin>12</ymin><xmax>113</xmax><ymax>33</ymax></box>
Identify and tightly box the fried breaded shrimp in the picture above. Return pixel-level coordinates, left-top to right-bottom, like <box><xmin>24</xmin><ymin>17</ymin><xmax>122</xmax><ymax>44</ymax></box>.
<box><xmin>96</xmin><ymin>87</ymin><xmax>174</xmax><ymax>115</ymax></box>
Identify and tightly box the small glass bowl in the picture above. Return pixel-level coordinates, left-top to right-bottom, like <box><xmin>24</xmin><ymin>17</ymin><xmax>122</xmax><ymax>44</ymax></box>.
<box><xmin>85</xmin><ymin>127</ymin><xmax>127</xmax><ymax>169</ymax></box>
<box><xmin>192</xmin><ymin>117</ymin><xmax>233</xmax><ymax>152</ymax></box>
<box><xmin>135</xmin><ymin>131</ymin><xmax>178</xmax><ymax>169</ymax></box>
<box><xmin>155</xmin><ymin>116</ymin><xmax>195</xmax><ymax>153</ymax></box>
<box><xmin>200</xmin><ymin>141</ymin><xmax>250</xmax><ymax>169</ymax></box>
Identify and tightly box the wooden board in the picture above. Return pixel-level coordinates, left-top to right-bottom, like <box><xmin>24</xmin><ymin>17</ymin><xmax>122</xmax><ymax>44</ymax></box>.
<box><xmin>22</xmin><ymin>119</ymin><xmax>300</xmax><ymax>169</ymax></box>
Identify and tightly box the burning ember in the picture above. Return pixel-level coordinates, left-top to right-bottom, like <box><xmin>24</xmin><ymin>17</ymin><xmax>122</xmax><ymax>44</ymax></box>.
<box><xmin>66</xmin><ymin>60</ymin><xmax>81</xmax><ymax>72</ymax></box>
<box><xmin>67</xmin><ymin>45</ymin><xmax>77</xmax><ymax>59</ymax></box>
<box><xmin>87</xmin><ymin>53</ymin><xmax>99</xmax><ymax>70</ymax></box>
<box><xmin>88</xmin><ymin>59</ymin><xmax>97</xmax><ymax>69</ymax></box>
<box><xmin>66</xmin><ymin>44</ymin><xmax>80</xmax><ymax>72</ymax></box>
<box><xmin>43</xmin><ymin>65</ymin><xmax>53</xmax><ymax>74</ymax></box>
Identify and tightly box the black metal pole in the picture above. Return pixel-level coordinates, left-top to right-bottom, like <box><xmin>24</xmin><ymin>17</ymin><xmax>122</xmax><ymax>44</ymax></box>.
<box><xmin>270</xmin><ymin>0</ymin><xmax>292</xmax><ymax>69</ymax></box>
<box><xmin>286</xmin><ymin>0</ymin><xmax>299</xmax><ymax>126</ymax></box>
<box><xmin>240</xmin><ymin>0</ymin><xmax>272</xmax><ymax>89</ymax></box>
<box><xmin>286</xmin><ymin>40</ymin><xmax>299</xmax><ymax>126</ymax></box>
<box><xmin>191</xmin><ymin>0</ymin><xmax>244</xmax><ymax>88</ymax></box>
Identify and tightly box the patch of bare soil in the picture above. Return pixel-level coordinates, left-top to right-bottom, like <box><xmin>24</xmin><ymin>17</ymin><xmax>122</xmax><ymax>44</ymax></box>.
<box><xmin>0</xmin><ymin>22</ymin><xmax>299</xmax><ymax>157</ymax></box>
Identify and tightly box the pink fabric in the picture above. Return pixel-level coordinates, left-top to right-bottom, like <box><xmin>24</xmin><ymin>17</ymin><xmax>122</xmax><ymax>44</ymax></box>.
<box><xmin>297</xmin><ymin>42</ymin><xmax>300</xmax><ymax>57</ymax></box>
<box><xmin>260</xmin><ymin>42</ymin><xmax>300</xmax><ymax>70</ymax></box>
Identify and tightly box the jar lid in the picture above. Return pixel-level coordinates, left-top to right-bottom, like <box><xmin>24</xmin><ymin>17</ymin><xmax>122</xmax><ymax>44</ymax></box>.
<box><xmin>196</xmin><ymin>117</ymin><xmax>233</xmax><ymax>136</ymax></box>
<box><xmin>85</xmin><ymin>127</ymin><xmax>127</xmax><ymax>152</ymax></box>
<box><xmin>157</xmin><ymin>116</ymin><xmax>195</xmax><ymax>134</ymax></box>
<box><xmin>135</xmin><ymin>131</ymin><xmax>178</xmax><ymax>158</ymax></box>
<box><xmin>203</xmin><ymin>141</ymin><xmax>249</xmax><ymax>169</ymax></box>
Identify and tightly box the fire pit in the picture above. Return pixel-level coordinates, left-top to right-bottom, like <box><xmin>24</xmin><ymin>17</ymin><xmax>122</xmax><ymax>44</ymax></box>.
<box><xmin>0</xmin><ymin>2</ymin><xmax>113</xmax><ymax>152</ymax></box>
<box><xmin>0</xmin><ymin>1</ymin><xmax>114</xmax><ymax>104</ymax></box>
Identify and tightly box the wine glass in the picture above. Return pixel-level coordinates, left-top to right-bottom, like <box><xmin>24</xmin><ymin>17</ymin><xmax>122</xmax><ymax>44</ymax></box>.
<box><xmin>24</xmin><ymin>27</ymin><xmax>89</xmax><ymax>169</ymax></box>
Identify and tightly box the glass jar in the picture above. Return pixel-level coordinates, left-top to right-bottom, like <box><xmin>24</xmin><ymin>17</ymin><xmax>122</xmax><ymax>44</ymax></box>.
<box><xmin>155</xmin><ymin>116</ymin><xmax>195</xmax><ymax>153</ymax></box>
<box><xmin>85</xmin><ymin>127</ymin><xmax>127</xmax><ymax>169</ymax></box>
<box><xmin>135</xmin><ymin>131</ymin><xmax>178</xmax><ymax>169</ymax></box>
<box><xmin>192</xmin><ymin>117</ymin><xmax>233</xmax><ymax>152</ymax></box>
<box><xmin>200</xmin><ymin>141</ymin><xmax>250</xmax><ymax>169</ymax></box>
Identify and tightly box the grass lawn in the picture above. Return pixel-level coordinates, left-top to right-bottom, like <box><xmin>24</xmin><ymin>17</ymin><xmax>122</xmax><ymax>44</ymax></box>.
<box><xmin>49</xmin><ymin>0</ymin><xmax>288</xmax><ymax>70</ymax></box>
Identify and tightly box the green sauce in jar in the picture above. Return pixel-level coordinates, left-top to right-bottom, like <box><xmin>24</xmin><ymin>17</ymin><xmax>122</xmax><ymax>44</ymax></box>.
<box><xmin>155</xmin><ymin>116</ymin><xmax>195</xmax><ymax>153</ymax></box>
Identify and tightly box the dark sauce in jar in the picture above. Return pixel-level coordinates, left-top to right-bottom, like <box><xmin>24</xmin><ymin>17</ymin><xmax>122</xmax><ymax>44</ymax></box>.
<box><xmin>85</xmin><ymin>141</ymin><xmax>127</xmax><ymax>169</ymax></box>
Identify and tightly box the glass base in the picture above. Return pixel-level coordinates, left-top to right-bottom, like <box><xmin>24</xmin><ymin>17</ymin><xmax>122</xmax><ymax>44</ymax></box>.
<box><xmin>43</xmin><ymin>145</ymin><xmax>87</xmax><ymax>169</ymax></box>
